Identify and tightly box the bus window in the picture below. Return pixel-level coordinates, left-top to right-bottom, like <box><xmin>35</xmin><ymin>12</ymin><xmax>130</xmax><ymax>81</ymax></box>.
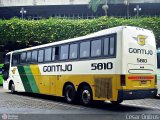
<box><xmin>44</xmin><ymin>47</ymin><xmax>52</xmax><ymax>62</ymax></box>
<box><xmin>91</xmin><ymin>39</ymin><xmax>101</xmax><ymax>57</ymax></box>
<box><xmin>12</xmin><ymin>54</ymin><xmax>19</xmax><ymax>66</ymax></box>
<box><xmin>54</xmin><ymin>47</ymin><xmax>59</xmax><ymax>60</ymax></box>
<box><xmin>20</xmin><ymin>52</ymin><xmax>26</xmax><ymax>64</ymax></box>
<box><xmin>26</xmin><ymin>51</ymin><xmax>32</xmax><ymax>63</ymax></box>
<box><xmin>104</xmin><ymin>38</ymin><xmax>109</xmax><ymax>56</ymax></box>
<box><xmin>31</xmin><ymin>50</ymin><xmax>38</xmax><ymax>63</ymax></box>
<box><xmin>80</xmin><ymin>41</ymin><xmax>90</xmax><ymax>58</ymax></box>
<box><xmin>110</xmin><ymin>37</ymin><xmax>115</xmax><ymax>55</ymax></box>
<box><xmin>157</xmin><ymin>53</ymin><xmax>160</xmax><ymax>68</ymax></box>
<box><xmin>38</xmin><ymin>49</ymin><xmax>44</xmax><ymax>63</ymax></box>
<box><xmin>60</xmin><ymin>45</ymin><xmax>69</xmax><ymax>60</ymax></box>
<box><xmin>52</xmin><ymin>48</ymin><xmax>55</xmax><ymax>61</ymax></box>
<box><xmin>69</xmin><ymin>43</ymin><xmax>78</xmax><ymax>59</ymax></box>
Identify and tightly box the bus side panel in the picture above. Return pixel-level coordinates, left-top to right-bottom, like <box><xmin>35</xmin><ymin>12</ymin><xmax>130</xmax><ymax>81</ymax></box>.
<box><xmin>56</xmin><ymin>74</ymin><xmax>119</xmax><ymax>101</ymax></box>
<box><xmin>29</xmin><ymin>64</ymin><xmax>57</xmax><ymax>95</ymax></box>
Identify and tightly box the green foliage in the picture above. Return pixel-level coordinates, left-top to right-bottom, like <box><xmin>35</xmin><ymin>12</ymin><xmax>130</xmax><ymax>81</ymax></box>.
<box><xmin>0</xmin><ymin>17</ymin><xmax>160</xmax><ymax>47</ymax></box>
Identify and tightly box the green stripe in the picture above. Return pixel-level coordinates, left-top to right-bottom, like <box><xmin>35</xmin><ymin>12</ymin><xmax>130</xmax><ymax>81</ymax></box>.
<box><xmin>17</xmin><ymin>66</ymin><xmax>32</xmax><ymax>92</ymax></box>
<box><xmin>23</xmin><ymin>66</ymin><xmax>39</xmax><ymax>93</ymax></box>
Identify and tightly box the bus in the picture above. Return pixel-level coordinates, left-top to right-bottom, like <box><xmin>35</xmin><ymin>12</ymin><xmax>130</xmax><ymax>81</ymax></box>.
<box><xmin>157</xmin><ymin>49</ymin><xmax>160</xmax><ymax>95</ymax></box>
<box><xmin>0</xmin><ymin>64</ymin><xmax>3</xmax><ymax>85</ymax></box>
<box><xmin>3</xmin><ymin>26</ymin><xmax>157</xmax><ymax>105</ymax></box>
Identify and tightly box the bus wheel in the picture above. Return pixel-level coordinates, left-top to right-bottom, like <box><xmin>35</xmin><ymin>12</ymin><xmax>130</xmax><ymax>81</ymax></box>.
<box><xmin>64</xmin><ymin>85</ymin><xmax>76</xmax><ymax>104</ymax></box>
<box><xmin>11</xmin><ymin>83</ymin><xmax>16</xmax><ymax>93</ymax></box>
<box><xmin>111</xmin><ymin>100</ymin><xmax>123</xmax><ymax>105</ymax></box>
<box><xmin>79</xmin><ymin>86</ymin><xmax>93</xmax><ymax>106</ymax></box>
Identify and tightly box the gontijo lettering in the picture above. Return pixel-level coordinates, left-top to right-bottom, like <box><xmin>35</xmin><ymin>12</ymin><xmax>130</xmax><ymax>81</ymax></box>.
<box><xmin>43</xmin><ymin>64</ymin><xmax>72</xmax><ymax>72</ymax></box>
<box><xmin>129</xmin><ymin>48</ymin><xmax>153</xmax><ymax>55</ymax></box>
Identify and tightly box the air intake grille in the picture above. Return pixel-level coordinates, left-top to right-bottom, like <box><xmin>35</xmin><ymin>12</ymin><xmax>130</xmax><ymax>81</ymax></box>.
<box><xmin>95</xmin><ymin>78</ymin><xmax>112</xmax><ymax>98</ymax></box>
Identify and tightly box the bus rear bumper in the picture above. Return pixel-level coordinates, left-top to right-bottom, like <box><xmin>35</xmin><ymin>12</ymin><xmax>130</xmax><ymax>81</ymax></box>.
<box><xmin>117</xmin><ymin>89</ymin><xmax>157</xmax><ymax>101</ymax></box>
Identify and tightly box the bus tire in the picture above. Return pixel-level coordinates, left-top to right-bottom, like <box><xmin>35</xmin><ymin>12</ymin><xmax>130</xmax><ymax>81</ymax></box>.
<box><xmin>111</xmin><ymin>100</ymin><xmax>123</xmax><ymax>105</ymax></box>
<box><xmin>11</xmin><ymin>83</ymin><xmax>16</xmax><ymax>94</ymax></box>
<box><xmin>64</xmin><ymin>85</ymin><xmax>76</xmax><ymax>104</ymax></box>
<box><xmin>79</xmin><ymin>86</ymin><xmax>93</xmax><ymax>106</ymax></box>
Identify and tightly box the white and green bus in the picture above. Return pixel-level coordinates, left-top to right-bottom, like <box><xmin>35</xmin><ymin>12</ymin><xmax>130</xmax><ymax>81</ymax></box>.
<box><xmin>3</xmin><ymin>26</ymin><xmax>157</xmax><ymax>105</ymax></box>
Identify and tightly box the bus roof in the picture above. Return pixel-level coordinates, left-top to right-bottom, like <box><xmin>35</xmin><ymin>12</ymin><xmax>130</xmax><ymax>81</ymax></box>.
<box><xmin>6</xmin><ymin>26</ymin><xmax>153</xmax><ymax>55</ymax></box>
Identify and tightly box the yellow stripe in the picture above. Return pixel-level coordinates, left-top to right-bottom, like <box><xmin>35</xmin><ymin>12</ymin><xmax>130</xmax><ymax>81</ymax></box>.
<box><xmin>30</xmin><ymin>64</ymin><xmax>44</xmax><ymax>93</ymax></box>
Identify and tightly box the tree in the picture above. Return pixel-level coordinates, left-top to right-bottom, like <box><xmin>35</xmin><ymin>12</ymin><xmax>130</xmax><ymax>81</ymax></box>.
<box><xmin>88</xmin><ymin>0</ymin><xmax>108</xmax><ymax>12</ymax></box>
<box><xmin>89</xmin><ymin>0</ymin><xmax>130</xmax><ymax>17</ymax></box>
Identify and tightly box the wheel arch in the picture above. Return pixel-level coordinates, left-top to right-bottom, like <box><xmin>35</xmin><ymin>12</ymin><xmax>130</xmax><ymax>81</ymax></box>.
<box><xmin>8</xmin><ymin>80</ymin><xmax>14</xmax><ymax>90</ymax></box>
<box><xmin>77</xmin><ymin>82</ymin><xmax>92</xmax><ymax>95</ymax></box>
<box><xmin>62</xmin><ymin>81</ymin><xmax>75</xmax><ymax>96</ymax></box>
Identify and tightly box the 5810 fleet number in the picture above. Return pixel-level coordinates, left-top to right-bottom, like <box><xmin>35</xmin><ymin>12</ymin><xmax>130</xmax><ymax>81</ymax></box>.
<box><xmin>91</xmin><ymin>62</ymin><xmax>113</xmax><ymax>70</ymax></box>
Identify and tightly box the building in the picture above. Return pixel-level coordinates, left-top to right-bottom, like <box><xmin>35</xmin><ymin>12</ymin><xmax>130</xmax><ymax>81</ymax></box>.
<box><xmin>0</xmin><ymin>0</ymin><xmax>160</xmax><ymax>19</ymax></box>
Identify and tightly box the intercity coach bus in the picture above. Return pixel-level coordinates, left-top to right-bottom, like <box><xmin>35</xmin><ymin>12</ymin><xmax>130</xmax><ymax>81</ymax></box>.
<box><xmin>3</xmin><ymin>26</ymin><xmax>157</xmax><ymax>105</ymax></box>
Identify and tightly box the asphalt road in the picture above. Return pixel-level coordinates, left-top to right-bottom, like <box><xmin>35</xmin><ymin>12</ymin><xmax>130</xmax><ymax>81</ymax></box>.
<box><xmin>0</xmin><ymin>86</ymin><xmax>160</xmax><ymax>120</ymax></box>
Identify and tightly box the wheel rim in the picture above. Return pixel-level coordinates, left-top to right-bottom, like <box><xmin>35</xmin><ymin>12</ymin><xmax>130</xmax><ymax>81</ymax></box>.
<box><xmin>82</xmin><ymin>90</ymin><xmax>91</xmax><ymax>104</ymax></box>
<box><xmin>66</xmin><ymin>89</ymin><xmax>74</xmax><ymax>102</ymax></box>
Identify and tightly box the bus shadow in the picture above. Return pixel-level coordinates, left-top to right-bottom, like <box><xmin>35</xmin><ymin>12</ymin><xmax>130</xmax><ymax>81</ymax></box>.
<box><xmin>152</xmin><ymin>95</ymin><xmax>160</xmax><ymax>99</ymax></box>
<box><xmin>8</xmin><ymin>91</ymin><xmax>65</xmax><ymax>103</ymax></box>
<box><xmin>87</xmin><ymin>101</ymin><xmax>152</xmax><ymax>112</ymax></box>
<box><xmin>8</xmin><ymin>92</ymin><xmax>154</xmax><ymax>112</ymax></box>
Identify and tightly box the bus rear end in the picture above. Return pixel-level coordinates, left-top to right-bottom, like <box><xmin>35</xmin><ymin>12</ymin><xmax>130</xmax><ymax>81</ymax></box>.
<box><xmin>118</xmin><ymin>26</ymin><xmax>157</xmax><ymax>101</ymax></box>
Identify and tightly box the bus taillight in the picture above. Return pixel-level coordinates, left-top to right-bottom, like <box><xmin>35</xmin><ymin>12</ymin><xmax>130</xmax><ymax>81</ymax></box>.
<box><xmin>128</xmin><ymin>76</ymin><xmax>154</xmax><ymax>80</ymax></box>
<box><xmin>120</xmin><ymin>75</ymin><xmax>126</xmax><ymax>86</ymax></box>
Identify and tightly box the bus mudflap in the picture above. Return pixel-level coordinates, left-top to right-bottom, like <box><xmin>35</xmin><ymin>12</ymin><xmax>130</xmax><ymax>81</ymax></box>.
<box><xmin>117</xmin><ymin>89</ymin><xmax>157</xmax><ymax>101</ymax></box>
